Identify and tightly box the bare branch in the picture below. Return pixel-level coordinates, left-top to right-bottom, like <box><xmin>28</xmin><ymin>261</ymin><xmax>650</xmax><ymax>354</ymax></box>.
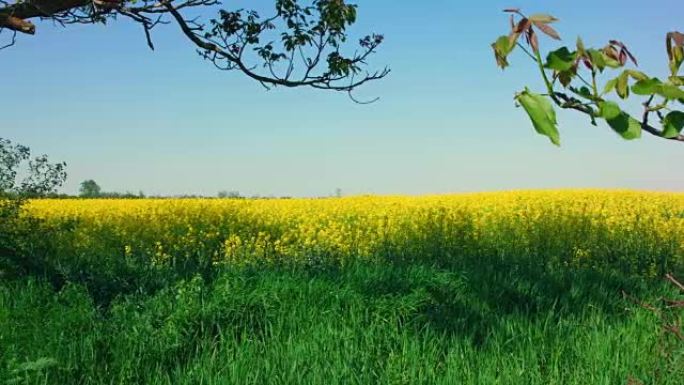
<box><xmin>0</xmin><ymin>28</ymin><xmax>16</xmax><ymax>49</ymax></box>
<box><xmin>666</xmin><ymin>274</ymin><xmax>684</xmax><ymax>293</ymax></box>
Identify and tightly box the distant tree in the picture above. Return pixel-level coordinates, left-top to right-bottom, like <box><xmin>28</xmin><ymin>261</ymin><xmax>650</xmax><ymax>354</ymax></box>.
<box><xmin>492</xmin><ymin>8</ymin><xmax>684</xmax><ymax>145</ymax></box>
<box><xmin>79</xmin><ymin>179</ymin><xmax>101</xmax><ymax>198</ymax></box>
<box><xmin>0</xmin><ymin>0</ymin><xmax>388</xmax><ymax>100</ymax></box>
<box><xmin>218</xmin><ymin>190</ymin><xmax>241</xmax><ymax>199</ymax></box>
<box><xmin>334</xmin><ymin>187</ymin><xmax>342</xmax><ymax>198</ymax></box>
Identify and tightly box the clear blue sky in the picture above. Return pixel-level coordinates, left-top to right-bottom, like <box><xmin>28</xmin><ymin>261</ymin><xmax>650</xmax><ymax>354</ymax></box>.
<box><xmin>2</xmin><ymin>0</ymin><xmax>682</xmax><ymax>196</ymax></box>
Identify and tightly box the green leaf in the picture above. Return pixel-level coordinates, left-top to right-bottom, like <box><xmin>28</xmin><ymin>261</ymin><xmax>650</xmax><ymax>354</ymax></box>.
<box><xmin>576</xmin><ymin>37</ymin><xmax>586</xmax><ymax>57</ymax></box>
<box><xmin>669</xmin><ymin>76</ymin><xmax>684</xmax><ymax>86</ymax></box>
<box><xmin>492</xmin><ymin>35</ymin><xmax>514</xmax><ymax>69</ymax></box>
<box><xmin>669</xmin><ymin>43</ymin><xmax>684</xmax><ymax>75</ymax></box>
<box><xmin>595</xmin><ymin>50</ymin><xmax>621</xmax><ymax>69</ymax></box>
<box><xmin>13</xmin><ymin>357</ymin><xmax>58</xmax><ymax>373</ymax></box>
<box><xmin>604</xmin><ymin>56</ymin><xmax>622</xmax><ymax>69</ymax></box>
<box><xmin>598</xmin><ymin>101</ymin><xmax>621</xmax><ymax>120</ymax></box>
<box><xmin>624</xmin><ymin>70</ymin><xmax>649</xmax><ymax>81</ymax></box>
<box><xmin>662</xmin><ymin>111</ymin><xmax>684</xmax><ymax>138</ymax></box>
<box><xmin>571</xmin><ymin>86</ymin><xmax>593</xmax><ymax>100</ymax></box>
<box><xmin>658</xmin><ymin>83</ymin><xmax>684</xmax><ymax>100</ymax></box>
<box><xmin>632</xmin><ymin>78</ymin><xmax>662</xmax><ymax>95</ymax></box>
<box><xmin>598</xmin><ymin>101</ymin><xmax>641</xmax><ymax>140</ymax></box>
<box><xmin>616</xmin><ymin>71</ymin><xmax>630</xmax><ymax>99</ymax></box>
<box><xmin>558</xmin><ymin>70</ymin><xmax>576</xmax><ymax>87</ymax></box>
<box><xmin>587</xmin><ymin>49</ymin><xmax>606</xmax><ymax>72</ymax></box>
<box><xmin>603</xmin><ymin>78</ymin><xmax>618</xmax><ymax>96</ymax></box>
<box><xmin>516</xmin><ymin>89</ymin><xmax>560</xmax><ymax>146</ymax></box>
<box><xmin>545</xmin><ymin>47</ymin><xmax>577</xmax><ymax>72</ymax></box>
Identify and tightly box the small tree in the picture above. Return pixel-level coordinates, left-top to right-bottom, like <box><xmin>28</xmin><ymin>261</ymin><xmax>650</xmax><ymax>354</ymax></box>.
<box><xmin>0</xmin><ymin>138</ymin><xmax>66</xmax><ymax>198</ymax></box>
<box><xmin>492</xmin><ymin>9</ymin><xmax>684</xmax><ymax>145</ymax></box>
<box><xmin>79</xmin><ymin>180</ymin><xmax>102</xmax><ymax>198</ymax></box>
<box><xmin>0</xmin><ymin>138</ymin><xmax>67</xmax><ymax>282</ymax></box>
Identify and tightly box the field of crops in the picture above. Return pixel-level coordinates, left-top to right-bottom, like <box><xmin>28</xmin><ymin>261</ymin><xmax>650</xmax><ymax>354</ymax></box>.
<box><xmin>26</xmin><ymin>190</ymin><xmax>684</xmax><ymax>273</ymax></box>
<box><xmin>3</xmin><ymin>190</ymin><xmax>684</xmax><ymax>384</ymax></box>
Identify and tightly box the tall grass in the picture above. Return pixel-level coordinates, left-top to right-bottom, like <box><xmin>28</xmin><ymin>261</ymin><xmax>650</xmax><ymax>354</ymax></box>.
<box><xmin>2</xmin><ymin>191</ymin><xmax>683</xmax><ymax>384</ymax></box>
<box><xmin>2</xmin><ymin>262</ymin><xmax>682</xmax><ymax>385</ymax></box>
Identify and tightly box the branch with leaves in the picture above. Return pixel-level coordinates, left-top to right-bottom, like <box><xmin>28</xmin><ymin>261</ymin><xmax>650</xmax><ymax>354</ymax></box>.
<box><xmin>0</xmin><ymin>138</ymin><xmax>66</xmax><ymax>197</ymax></box>
<box><xmin>492</xmin><ymin>8</ymin><xmax>684</xmax><ymax>145</ymax></box>
<box><xmin>0</xmin><ymin>0</ymin><xmax>389</xmax><ymax>97</ymax></box>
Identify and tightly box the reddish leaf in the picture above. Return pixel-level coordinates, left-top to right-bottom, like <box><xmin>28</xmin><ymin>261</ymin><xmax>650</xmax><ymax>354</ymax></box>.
<box><xmin>603</xmin><ymin>45</ymin><xmax>619</xmax><ymax>61</ymax></box>
<box><xmin>533</xmin><ymin>21</ymin><xmax>561</xmax><ymax>40</ymax></box>
<box><xmin>514</xmin><ymin>18</ymin><xmax>531</xmax><ymax>33</ymax></box>
<box><xmin>624</xmin><ymin>48</ymin><xmax>637</xmax><ymax>66</ymax></box>
<box><xmin>668</xmin><ymin>31</ymin><xmax>684</xmax><ymax>47</ymax></box>
<box><xmin>609</xmin><ymin>40</ymin><xmax>638</xmax><ymax>66</ymax></box>
<box><xmin>528</xmin><ymin>28</ymin><xmax>539</xmax><ymax>53</ymax></box>
<box><xmin>619</xmin><ymin>50</ymin><xmax>627</xmax><ymax>66</ymax></box>
<box><xmin>667</xmin><ymin>31</ymin><xmax>684</xmax><ymax>60</ymax></box>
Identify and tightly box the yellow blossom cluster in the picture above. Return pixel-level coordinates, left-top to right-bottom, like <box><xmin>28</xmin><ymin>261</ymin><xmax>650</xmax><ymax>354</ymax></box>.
<box><xmin>28</xmin><ymin>190</ymin><xmax>684</xmax><ymax>274</ymax></box>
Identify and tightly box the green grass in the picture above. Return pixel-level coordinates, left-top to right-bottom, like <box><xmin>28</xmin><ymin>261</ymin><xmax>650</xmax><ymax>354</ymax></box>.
<box><xmin>2</xmin><ymin>257</ymin><xmax>682</xmax><ymax>385</ymax></box>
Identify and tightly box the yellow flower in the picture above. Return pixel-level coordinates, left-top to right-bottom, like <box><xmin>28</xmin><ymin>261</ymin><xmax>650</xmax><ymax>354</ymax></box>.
<box><xmin>26</xmin><ymin>189</ymin><xmax>684</xmax><ymax>272</ymax></box>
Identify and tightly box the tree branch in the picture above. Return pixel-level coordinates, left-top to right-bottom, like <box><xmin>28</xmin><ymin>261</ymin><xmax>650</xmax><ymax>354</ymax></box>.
<box><xmin>0</xmin><ymin>0</ymin><xmax>91</xmax><ymax>33</ymax></box>
<box><xmin>162</xmin><ymin>0</ymin><xmax>388</xmax><ymax>92</ymax></box>
<box><xmin>1</xmin><ymin>0</ymin><xmax>389</xmax><ymax>94</ymax></box>
<box><xmin>642</xmin><ymin>96</ymin><xmax>684</xmax><ymax>142</ymax></box>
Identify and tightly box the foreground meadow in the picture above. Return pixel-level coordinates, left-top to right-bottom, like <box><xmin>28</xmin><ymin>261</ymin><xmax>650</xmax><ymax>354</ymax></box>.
<box><xmin>2</xmin><ymin>190</ymin><xmax>684</xmax><ymax>384</ymax></box>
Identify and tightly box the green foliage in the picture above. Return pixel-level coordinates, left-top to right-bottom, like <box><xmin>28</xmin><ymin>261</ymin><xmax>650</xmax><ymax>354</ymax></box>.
<box><xmin>0</xmin><ymin>138</ymin><xmax>68</xmax><ymax>286</ymax></box>
<box><xmin>1</xmin><ymin>264</ymin><xmax>682</xmax><ymax>385</ymax></box>
<box><xmin>492</xmin><ymin>35</ymin><xmax>515</xmax><ymax>69</ymax></box>
<box><xmin>2</xmin><ymin>190</ymin><xmax>683</xmax><ymax>384</ymax></box>
<box><xmin>599</xmin><ymin>101</ymin><xmax>642</xmax><ymax>140</ymax></box>
<box><xmin>0</xmin><ymin>1</ymin><xmax>387</xmax><ymax>96</ymax></box>
<box><xmin>545</xmin><ymin>47</ymin><xmax>576</xmax><ymax>72</ymax></box>
<box><xmin>0</xmin><ymin>138</ymin><xmax>66</xmax><ymax>197</ymax></box>
<box><xmin>663</xmin><ymin>111</ymin><xmax>684</xmax><ymax>138</ymax></box>
<box><xmin>516</xmin><ymin>89</ymin><xmax>560</xmax><ymax>145</ymax></box>
<box><xmin>79</xmin><ymin>180</ymin><xmax>101</xmax><ymax>198</ymax></box>
<box><xmin>660</xmin><ymin>83</ymin><xmax>684</xmax><ymax>99</ymax></box>
<box><xmin>200</xmin><ymin>0</ymin><xmax>386</xmax><ymax>90</ymax></box>
<box><xmin>633</xmin><ymin>78</ymin><xmax>663</xmax><ymax>95</ymax></box>
<box><xmin>492</xmin><ymin>9</ymin><xmax>684</xmax><ymax>144</ymax></box>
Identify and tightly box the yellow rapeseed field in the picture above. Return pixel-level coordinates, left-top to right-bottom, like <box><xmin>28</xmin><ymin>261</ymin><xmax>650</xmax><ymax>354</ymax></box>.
<box><xmin>28</xmin><ymin>190</ymin><xmax>684</xmax><ymax>275</ymax></box>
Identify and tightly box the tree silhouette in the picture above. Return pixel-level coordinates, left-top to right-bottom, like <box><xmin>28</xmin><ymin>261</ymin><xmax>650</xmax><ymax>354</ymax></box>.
<box><xmin>0</xmin><ymin>0</ymin><xmax>388</xmax><ymax>99</ymax></box>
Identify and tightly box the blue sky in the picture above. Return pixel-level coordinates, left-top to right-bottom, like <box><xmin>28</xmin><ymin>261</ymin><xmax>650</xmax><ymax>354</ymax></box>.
<box><xmin>2</xmin><ymin>0</ymin><xmax>683</xmax><ymax>196</ymax></box>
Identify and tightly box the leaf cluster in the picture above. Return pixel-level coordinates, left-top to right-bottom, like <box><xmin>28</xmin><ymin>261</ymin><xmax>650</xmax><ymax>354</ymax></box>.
<box><xmin>0</xmin><ymin>0</ymin><xmax>388</xmax><ymax>97</ymax></box>
<box><xmin>0</xmin><ymin>138</ymin><xmax>67</xmax><ymax>198</ymax></box>
<box><xmin>194</xmin><ymin>0</ymin><xmax>388</xmax><ymax>93</ymax></box>
<box><xmin>493</xmin><ymin>9</ymin><xmax>684</xmax><ymax>145</ymax></box>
